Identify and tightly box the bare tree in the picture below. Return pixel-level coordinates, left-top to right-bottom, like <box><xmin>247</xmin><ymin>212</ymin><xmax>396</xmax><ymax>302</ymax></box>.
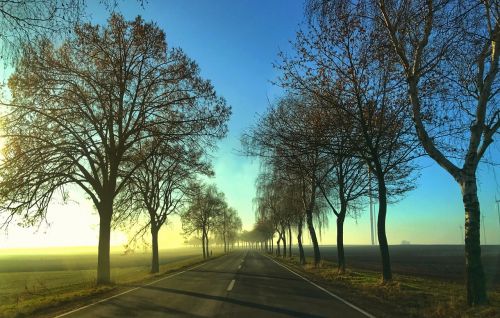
<box><xmin>0</xmin><ymin>14</ymin><xmax>230</xmax><ymax>284</ymax></box>
<box><xmin>120</xmin><ymin>141</ymin><xmax>211</xmax><ymax>273</ymax></box>
<box><xmin>244</xmin><ymin>95</ymin><xmax>332</xmax><ymax>266</ymax></box>
<box><xmin>215</xmin><ymin>206</ymin><xmax>241</xmax><ymax>253</ymax></box>
<box><xmin>0</xmin><ymin>0</ymin><xmax>85</xmax><ymax>63</ymax></box>
<box><xmin>181</xmin><ymin>183</ymin><xmax>226</xmax><ymax>259</ymax></box>
<box><xmin>226</xmin><ymin>211</ymin><xmax>242</xmax><ymax>250</ymax></box>
<box><xmin>278</xmin><ymin>2</ymin><xmax>419</xmax><ymax>282</ymax></box>
<box><xmin>372</xmin><ymin>0</ymin><xmax>499</xmax><ymax>305</ymax></box>
<box><xmin>0</xmin><ymin>0</ymin><xmax>147</xmax><ymax>64</ymax></box>
<box><xmin>318</xmin><ymin>113</ymin><xmax>369</xmax><ymax>273</ymax></box>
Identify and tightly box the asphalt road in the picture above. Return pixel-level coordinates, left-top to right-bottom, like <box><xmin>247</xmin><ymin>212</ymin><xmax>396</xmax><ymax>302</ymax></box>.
<box><xmin>56</xmin><ymin>251</ymin><xmax>373</xmax><ymax>318</ymax></box>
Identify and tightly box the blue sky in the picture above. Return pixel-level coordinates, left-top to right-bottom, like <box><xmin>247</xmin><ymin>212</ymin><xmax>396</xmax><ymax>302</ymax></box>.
<box><xmin>108</xmin><ymin>0</ymin><xmax>306</xmax><ymax>232</ymax></box>
<box><xmin>108</xmin><ymin>0</ymin><xmax>500</xmax><ymax>245</ymax></box>
<box><xmin>1</xmin><ymin>0</ymin><xmax>499</xmax><ymax>249</ymax></box>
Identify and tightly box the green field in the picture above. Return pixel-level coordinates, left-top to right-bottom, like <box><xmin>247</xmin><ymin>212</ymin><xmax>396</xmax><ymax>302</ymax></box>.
<box><xmin>0</xmin><ymin>247</ymin><xmax>210</xmax><ymax>318</ymax></box>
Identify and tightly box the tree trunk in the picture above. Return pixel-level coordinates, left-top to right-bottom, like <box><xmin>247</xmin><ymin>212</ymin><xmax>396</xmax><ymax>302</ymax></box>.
<box><xmin>151</xmin><ymin>225</ymin><xmax>160</xmax><ymax>273</ymax></box>
<box><xmin>337</xmin><ymin>212</ymin><xmax>346</xmax><ymax>274</ymax></box>
<box><xmin>205</xmin><ymin>235</ymin><xmax>210</xmax><ymax>258</ymax></box>
<box><xmin>297</xmin><ymin>217</ymin><xmax>305</xmax><ymax>264</ymax></box>
<box><xmin>461</xmin><ymin>171</ymin><xmax>488</xmax><ymax>305</ymax></box>
<box><xmin>306</xmin><ymin>210</ymin><xmax>321</xmax><ymax>266</ymax></box>
<box><xmin>276</xmin><ymin>236</ymin><xmax>281</xmax><ymax>256</ymax></box>
<box><xmin>97</xmin><ymin>210</ymin><xmax>112</xmax><ymax>285</ymax></box>
<box><xmin>96</xmin><ymin>193</ymin><xmax>113</xmax><ymax>285</ymax></box>
<box><xmin>305</xmin><ymin>183</ymin><xmax>321</xmax><ymax>266</ymax></box>
<box><xmin>282</xmin><ymin>231</ymin><xmax>287</xmax><ymax>258</ymax></box>
<box><xmin>288</xmin><ymin>224</ymin><xmax>292</xmax><ymax>257</ymax></box>
<box><xmin>202</xmin><ymin>231</ymin><xmax>206</xmax><ymax>259</ymax></box>
<box><xmin>376</xmin><ymin>175</ymin><xmax>392</xmax><ymax>282</ymax></box>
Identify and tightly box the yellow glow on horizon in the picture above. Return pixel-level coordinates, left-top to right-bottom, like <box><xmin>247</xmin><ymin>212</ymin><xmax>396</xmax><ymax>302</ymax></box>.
<box><xmin>0</xmin><ymin>197</ymin><xmax>189</xmax><ymax>252</ymax></box>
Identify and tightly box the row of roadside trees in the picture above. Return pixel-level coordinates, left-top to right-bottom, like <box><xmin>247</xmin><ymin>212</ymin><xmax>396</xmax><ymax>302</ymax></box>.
<box><xmin>0</xmin><ymin>13</ymin><xmax>232</xmax><ymax>284</ymax></box>
<box><xmin>244</xmin><ymin>0</ymin><xmax>499</xmax><ymax>307</ymax></box>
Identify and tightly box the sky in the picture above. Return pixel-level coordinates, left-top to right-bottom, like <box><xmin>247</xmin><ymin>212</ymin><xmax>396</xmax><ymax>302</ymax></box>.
<box><xmin>1</xmin><ymin>0</ymin><xmax>500</xmax><ymax>251</ymax></box>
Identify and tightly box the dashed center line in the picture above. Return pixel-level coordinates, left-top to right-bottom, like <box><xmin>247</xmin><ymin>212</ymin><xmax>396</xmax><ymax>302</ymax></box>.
<box><xmin>227</xmin><ymin>279</ymin><xmax>235</xmax><ymax>291</ymax></box>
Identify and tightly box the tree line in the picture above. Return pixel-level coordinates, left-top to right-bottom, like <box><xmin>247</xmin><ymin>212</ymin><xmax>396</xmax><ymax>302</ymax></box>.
<box><xmin>243</xmin><ymin>0</ymin><xmax>499</xmax><ymax>307</ymax></box>
<box><xmin>0</xmin><ymin>12</ymin><xmax>238</xmax><ymax>284</ymax></box>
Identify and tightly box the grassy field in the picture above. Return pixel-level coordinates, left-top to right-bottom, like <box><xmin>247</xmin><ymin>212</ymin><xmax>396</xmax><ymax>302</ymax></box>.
<box><xmin>2</xmin><ymin>245</ymin><xmax>497</xmax><ymax>317</ymax></box>
<box><xmin>298</xmin><ymin>245</ymin><xmax>500</xmax><ymax>286</ymax></box>
<box><xmin>0</xmin><ymin>247</ymin><xmax>213</xmax><ymax>318</ymax></box>
<box><xmin>274</xmin><ymin>254</ymin><xmax>500</xmax><ymax>318</ymax></box>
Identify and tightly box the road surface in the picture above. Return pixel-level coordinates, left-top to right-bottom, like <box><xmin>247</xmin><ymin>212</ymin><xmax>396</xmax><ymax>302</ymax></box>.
<box><xmin>56</xmin><ymin>251</ymin><xmax>373</xmax><ymax>318</ymax></box>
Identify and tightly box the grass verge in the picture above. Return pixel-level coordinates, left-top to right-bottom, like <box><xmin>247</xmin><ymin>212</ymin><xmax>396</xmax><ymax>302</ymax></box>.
<box><xmin>271</xmin><ymin>255</ymin><xmax>499</xmax><ymax>318</ymax></box>
<box><xmin>0</xmin><ymin>254</ymin><xmax>222</xmax><ymax>318</ymax></box>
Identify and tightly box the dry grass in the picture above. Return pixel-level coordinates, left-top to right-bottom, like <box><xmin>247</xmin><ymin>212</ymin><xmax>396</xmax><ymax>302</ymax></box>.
<box><xmin>0</xmin><ymin>252</ymin><xmax>221</xmax><ymax>318</ymax></box>
<box><xmin>277</xmin><ymin>256</ymin><xmax>499</xmax><ymax>318</ymax></box>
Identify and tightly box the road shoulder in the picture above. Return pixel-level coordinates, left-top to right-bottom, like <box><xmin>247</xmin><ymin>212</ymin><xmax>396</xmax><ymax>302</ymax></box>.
<box><xmin>265</xmin><ymin>253</ymin><xmax>499</xmax><ymax>318</ymax></box>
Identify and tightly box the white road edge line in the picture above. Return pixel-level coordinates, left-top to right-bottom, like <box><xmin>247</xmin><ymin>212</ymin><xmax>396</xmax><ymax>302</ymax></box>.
<box><xmin>227</xmin><ymin>279</ymin><xmax>236</xmax><ymax>291</ymax></box>
<box><xmin>262</xmin><ymin>253</ymin><xmax>376</xmax><ymax>318</ymax></box>
<box><xmin>53</xmin><ymin>261</ymin><xmax>210</xmax><ymax>318</ymax></box>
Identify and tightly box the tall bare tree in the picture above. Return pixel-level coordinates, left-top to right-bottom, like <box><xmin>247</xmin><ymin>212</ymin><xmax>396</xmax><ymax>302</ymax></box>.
<box><xmin>0</xmin><ymin>14</ymin><xmax>230</xmax><ymax>284</ymax></box>
<box><xmin>310</xmin><ymin>0</ymin><xmax>500</xmax><ymax>304</ymax></box>
<box><xmin>181</xmin><ymin>183</ymin><xmax>226</xmax><ymax>259</ymax></box>
<box><xmin>319</xmin><ymin>114</ymin><xmax>369</xmax><ymax>273</ymax></box>
<box><xmin>215</xmin><ymin>206</ymin><xmax>241</xmax><ymax>253</ymax></box>
<box><xmin>371</xmin><ymin>0</ymin><xmax>499</xmax><ymax>305</ymax></box>
<box><xmin>244</xmin><ymin>95</ymin><xmax>332</xmax><ymax>266</ymax></box>
<box><xmin>279</xmin><ymin>2</ymin><xmax>418</xmax><ymax>281</ymax></box>
<box><xmin>120</xmin><ymin>142</ymin><xmax>211</xmax><ymax>273</ymax></box>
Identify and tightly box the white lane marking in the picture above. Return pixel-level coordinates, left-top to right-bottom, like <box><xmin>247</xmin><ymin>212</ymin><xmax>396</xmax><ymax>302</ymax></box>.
<box><xmin>54</xmin><ymin>261</ymin><xmax>210</xmax><ymax>318</ymax></box>
<box><xmin>227</xmin><ymin>279</ymin><xmax>236</xmax><ymax>291</ymax></box>
<box><xmin>262</xmin><ymin>253</ymin><xmax>376</xmax><ymax>318</ymax></box>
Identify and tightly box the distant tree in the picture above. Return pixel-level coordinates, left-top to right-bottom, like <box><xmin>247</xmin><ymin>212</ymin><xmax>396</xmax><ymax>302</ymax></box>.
<box><xmin>252</xmin><ymin>217</ymin><xmax>274</xmax><ymax>252</ymax></box>
<box><xmin>244</xmin><ymin>95</ymin><xmax>332</xmax><ymax>266</ymax></box>
<box><xmin>253</xmin><ymin>157</ymin><xmax>327</xmax><ymax>262</ymax></box>
<box><xmin>0</xmin><ymin>14</ymin><xmax>230</xmax><ymax>284</ymax></box>
<box><xmin>226</xmin><ymin>213</ymin><xmax>242</xmax><ymax>249</ymax></box>
<box><xmin>185</xmin><ymin>236</ymin><xmax>202</xmax><ymax>247</ymax></box>
<box><xmin>120</xmin><ymin>142</ymin><xmax>212</xmax><ymax>273</ymax></box>
<box><xmin>254</xmin><ymin>167</ymin><xmax>289</xmax><ymax>257</ymax></box>
<box><xmin>215</xmin><ymin>206</ymin><xmax>241</xmax><ymax>253</ymax></box>
<box><xmin>181</xmin><ymin>184</ymin><xmax>226</xmax><ymax>259</ymax></box>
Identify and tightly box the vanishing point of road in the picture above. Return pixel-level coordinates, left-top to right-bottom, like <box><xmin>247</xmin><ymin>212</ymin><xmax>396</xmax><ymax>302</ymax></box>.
<box><xmin>55</xmin><ymin>251</ymin><xmax>374</xmax><ymax>318</ymax></box>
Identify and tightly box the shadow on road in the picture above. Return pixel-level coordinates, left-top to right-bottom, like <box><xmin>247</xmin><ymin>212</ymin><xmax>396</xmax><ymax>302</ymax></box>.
<box><xmin>141</xmin><ymin>285</ymin><xmax>326</xmax><ymax>318</ymax></box>
<box><xmin>190</xmin><ymin>268</ymin><xmax>301</xmax><ymax>282</ymax></box>
<box><xmin>105</xmin><ymin>298</ymin><xmax>206</xmax><ymax>318</ymax></box>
